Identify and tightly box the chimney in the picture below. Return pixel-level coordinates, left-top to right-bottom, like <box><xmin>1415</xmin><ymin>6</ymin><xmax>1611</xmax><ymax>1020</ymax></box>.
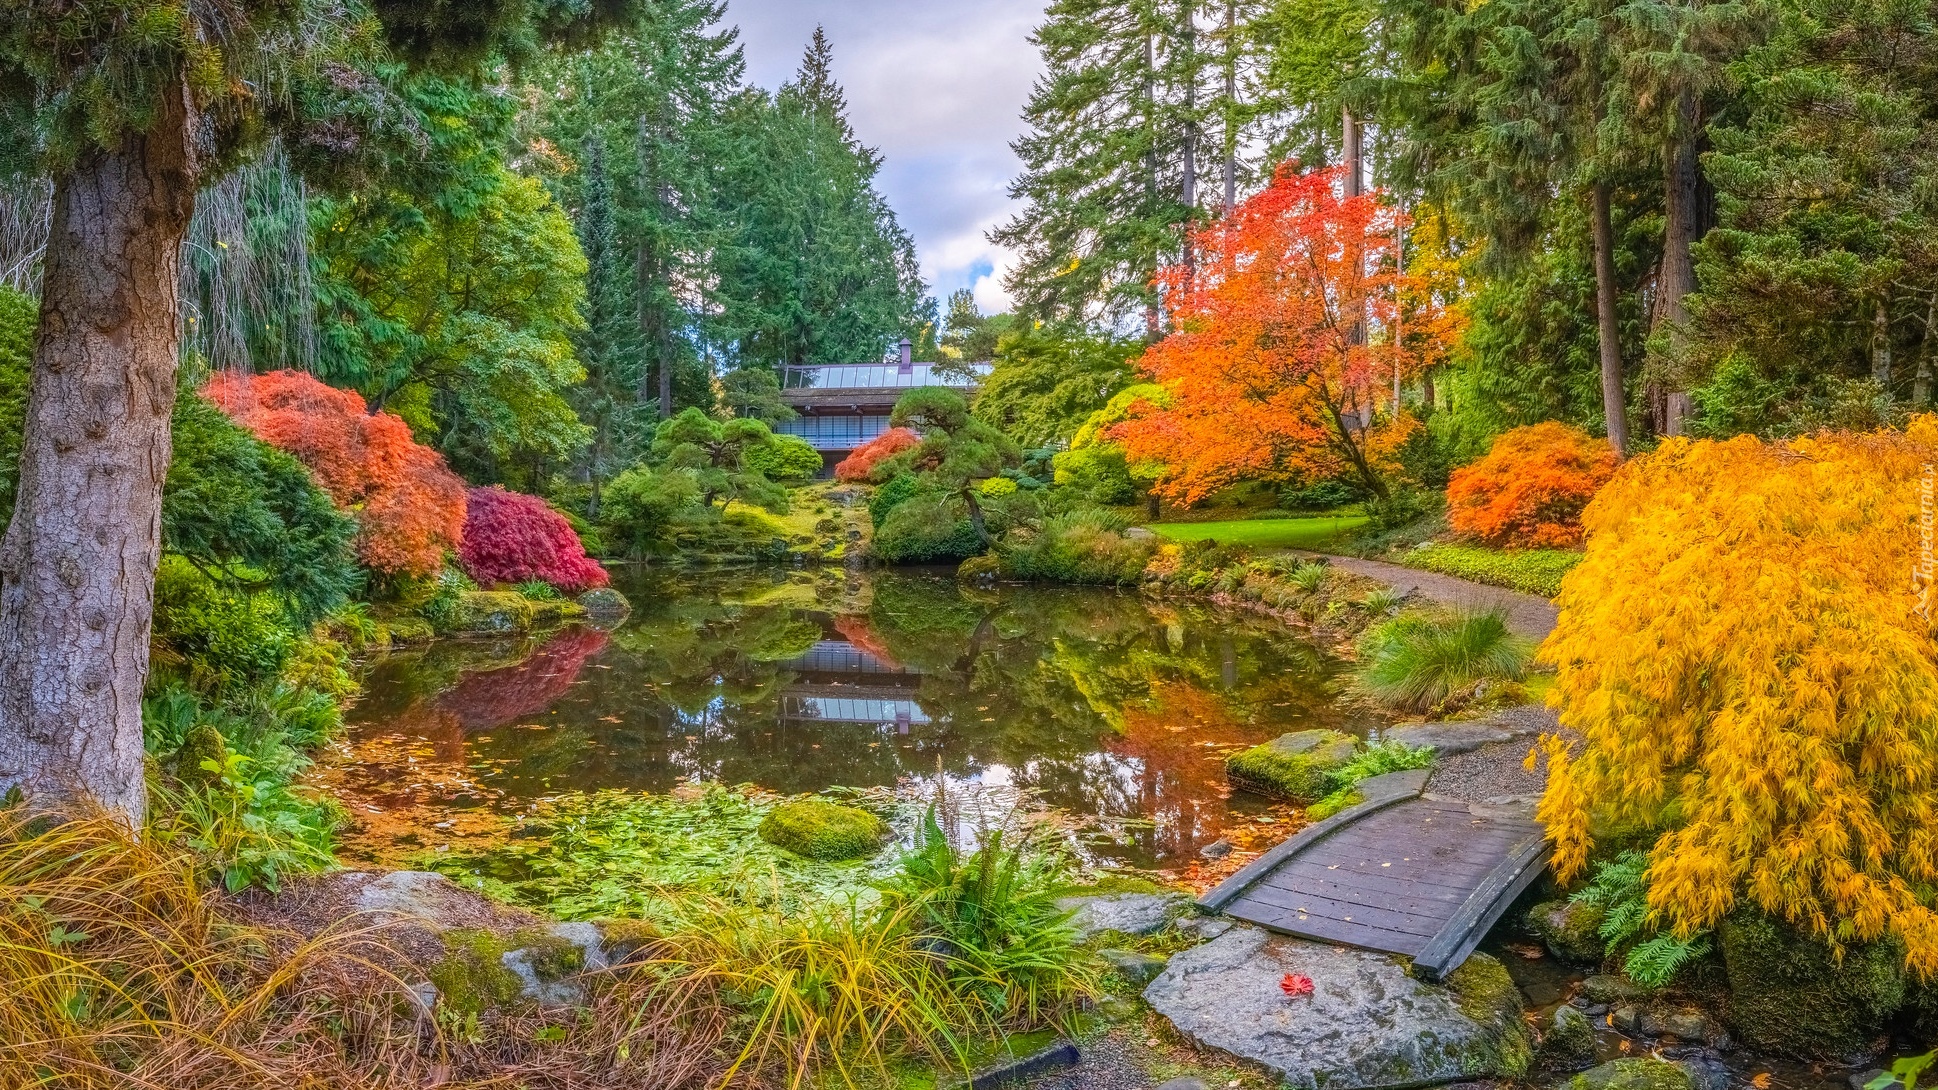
<box><xmin>898</xmin><ymin>337</ymin><xmax>913</xmax><ymax>373</ymax></box>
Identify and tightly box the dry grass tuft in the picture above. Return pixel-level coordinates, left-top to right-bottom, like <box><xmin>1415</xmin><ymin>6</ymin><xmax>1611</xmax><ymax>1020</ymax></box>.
<box><xmin>0</xmin><ymin>809</ymin><xmax>734</xmax><ymax>1089</ymax></box>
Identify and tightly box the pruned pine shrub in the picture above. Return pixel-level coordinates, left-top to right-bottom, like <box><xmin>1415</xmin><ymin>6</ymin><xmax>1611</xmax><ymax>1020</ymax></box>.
<box><xmin>1536</xmin><ymin>420</ymin><xmax>1938</xmax><ymax>972</ymax></box>
<box><xmin>1446</xmin><ymin>422</ymin><xmax>1618</xmax><ymax>548</ymax></box>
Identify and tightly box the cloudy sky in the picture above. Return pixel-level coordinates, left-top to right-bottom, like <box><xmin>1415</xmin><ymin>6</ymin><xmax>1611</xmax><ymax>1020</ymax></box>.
<box><xmin>725</xmin><ymin>0</ymin><xmax>1047</xmax><ymax>315</ymax></box>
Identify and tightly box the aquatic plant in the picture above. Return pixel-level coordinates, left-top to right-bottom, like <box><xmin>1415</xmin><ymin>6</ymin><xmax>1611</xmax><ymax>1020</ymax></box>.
<box><xmin>1355</xmin><ymin>608</ymin><xmax>1531</xmax><ymax>712</ymax></box>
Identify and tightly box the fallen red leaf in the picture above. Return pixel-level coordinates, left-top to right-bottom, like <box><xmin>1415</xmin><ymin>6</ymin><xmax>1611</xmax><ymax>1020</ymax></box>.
<box><xmin>1280</xmin><ymin>973</ymin><xmax>1314</xmax><ymax>998</ymax></box>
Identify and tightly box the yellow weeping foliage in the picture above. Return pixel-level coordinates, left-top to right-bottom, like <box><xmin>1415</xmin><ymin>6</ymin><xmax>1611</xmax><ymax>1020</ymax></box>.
<box><xmin>1535</xmin><ymin>417</ymin><xmax>1938</xmax><ymax>972</ymax></box>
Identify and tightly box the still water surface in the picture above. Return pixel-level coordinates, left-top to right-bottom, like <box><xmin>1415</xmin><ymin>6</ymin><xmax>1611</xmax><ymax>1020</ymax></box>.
<box><xmin>328</xmin><ymin>566</ymin><xmax>1385</xmax><ymax>869</ymax></box>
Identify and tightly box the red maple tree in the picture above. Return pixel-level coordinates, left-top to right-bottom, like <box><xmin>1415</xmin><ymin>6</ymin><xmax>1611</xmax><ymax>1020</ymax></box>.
<box><xmin>834</xmin><ymin>427</ymin><xmax>921</xmax><ymax>483</ymax></box>
<box><xmin>204</xmin><ymin>370</ymin><xmax>467</xmax><ymax>576</ymax></box>
<box><xmin>1446</xmin><ymin>422</ymin><xmax>1619</xmax><ymax>548</ymax></box>
<box><xmin>459</xmin><ymin>486</ymin><xmax>609</xmax><ymax>592</ymax></box>
<box><xmin>1113</xmin><ymin>165</ymin><xmax>1452</xmax><ymax>504</ymax></box>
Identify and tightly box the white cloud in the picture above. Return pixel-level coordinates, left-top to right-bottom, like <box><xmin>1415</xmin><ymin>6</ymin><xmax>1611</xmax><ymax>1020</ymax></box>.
<box><xmin>723</xmin><ymin>0</ymin><xmax>1044</xmax><ymax>316</ymax></box>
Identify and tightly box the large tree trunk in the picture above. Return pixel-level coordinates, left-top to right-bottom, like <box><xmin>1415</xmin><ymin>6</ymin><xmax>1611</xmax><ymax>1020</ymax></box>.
<box><xmin>1590</xmin><ymin>181</ymin><xmax>1630</xmax><ymax>455</ymax></box>
<box><xmin>1653</xmin><ymin>98</ymin><xmax>1701</xmax><ymax>437</ymax></box>
<box><xmin>0</xmin><ymin>88</ymin><xmax>200</xmax><ymax>827</ymax></box>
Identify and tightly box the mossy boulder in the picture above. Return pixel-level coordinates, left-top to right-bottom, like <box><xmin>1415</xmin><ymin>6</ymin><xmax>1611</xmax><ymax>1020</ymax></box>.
<box><xmin>449</xmin><ymin>590</ymin><xmax>535</xmax><ymax>635</ymax></box>
<box><xmin>173</xmin><ymin>724</ymin><xmax>228</xmax><ymax>789</ymax></box>
<box><xmin>1718</xmin><ymin>910</ymin><xmax>1905</xmax><ymax>1058</ymax></box>
<box><xmin>1530</xmin><ymin>899</ymin><xmax>1608</xmax><ymax>964</ymax></box>
<box><xmin>527</xmin><ymin>598</ymin><xmax>588</xmax><ymax>629</ymax></box>
<box><xmin>1567</xmin><ymin>1058</ymin><xmax>1696</xmax><ymax>1090</ymax></box>
<box><xmin>376</xmin><ymin>615</ymin><xmax>436</xmax><ymax>646</ymax></box>
<box><xmin>1225</xmin><ymin>729</ymin><xmax>1357</xmax><ymax>802</ymax></box>
<box><xmin>758</xmin><ymin>799</ymin><xmax>890</xmax><ymax>860</ymax></box>
<box><xmin>1540</xmin><ymin>1005</ymin><xmax>1600</xmax><ymax>1071</ymax></box>
<box><xmin>957</xmin><ymin>553</ymin><xmax>1001</xmax><ymax>584</ymax></box>
<box><xmin>1444</xmin><ymin>952</ymin><xmax>1535</xmax><ymax>1078</ymax></box>
<box><xmin>428</xmin><ymin>928</ymin><xmax>588</xmax><ymax>1014</ymax></box>
<box><xmin>577</xmin><ymin>587</ymin><xmax>631</xmax><ymax>621</ymax></box>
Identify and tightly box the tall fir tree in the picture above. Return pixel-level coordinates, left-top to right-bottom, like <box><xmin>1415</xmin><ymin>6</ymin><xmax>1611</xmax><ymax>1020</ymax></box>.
<box><xmin>572</xmin><ymin>134</ymin><xmax>647</xmax><ymax>514</ymax></box>
<box><xmin>706</xmin><ymin>28</ymin><xmax>933</xmax><ymax>369</ymax></box>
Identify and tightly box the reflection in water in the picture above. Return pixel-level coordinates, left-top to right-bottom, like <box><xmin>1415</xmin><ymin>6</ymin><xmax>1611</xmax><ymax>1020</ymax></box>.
<box><xmin>328</xmin><ymin>568</ymin><xmax>1385</xmax><ymax>868</ymax></box>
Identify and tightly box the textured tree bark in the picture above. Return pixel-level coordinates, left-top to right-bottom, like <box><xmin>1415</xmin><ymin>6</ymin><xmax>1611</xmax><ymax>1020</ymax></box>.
<box><xmin>1653</xmin><ymin>98</ymin><xmax>1701</xmax><ymax>437</ymax></box>
<box><xmin>0</xmin><ymin>88</ymin><xmax>199</xmax><ymax>827</ymax></box>
<box><xmin>1590</xmin><ymin>181</ymin><xmax>1630</xmax><ymax>455</ymax></box>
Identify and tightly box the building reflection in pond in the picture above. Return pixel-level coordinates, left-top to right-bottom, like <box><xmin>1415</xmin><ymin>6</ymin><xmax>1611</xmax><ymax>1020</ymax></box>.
<box><xmin>332</xmin><ymin>569</ymin><xmax>1384</xmax><ymax>869</ymax></box>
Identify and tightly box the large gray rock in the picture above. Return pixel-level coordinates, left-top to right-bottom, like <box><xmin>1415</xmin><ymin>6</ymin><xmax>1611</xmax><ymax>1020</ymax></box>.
<box><xmin>1143</xmin><ymin>925</ymin><xmax>1531</xmax><ymax>1090</ymax></box>
<box><xmin>1387</xmin><ymin>720</ymin><xmax>1524</xmax><ymax>755</ymax></box>
<box><xmin>1099</xmin><ymin>948</ymin><xmax>1170</xmax><ymax>986</ymax></box>
<box><xmin>1055</xmin><ymin>892</ymin><xmax>1188</xmax><ymax>939</ymax></box>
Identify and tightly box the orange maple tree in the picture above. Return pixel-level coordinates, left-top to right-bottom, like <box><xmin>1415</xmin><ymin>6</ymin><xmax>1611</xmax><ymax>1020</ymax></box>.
<box><xmin>1446</xmin><ymin>422</ymin><xmax>1618</xmax><ymax>548</ymax></box>
<box><xmin>204</xmin><ymin>370</ymin><xmax>468</xmax><ymax>576</ymax></box>
<box><xmin>834</xmin><ymin>427</ymin><xmax>922</xmax><ymax>483</ymax></box>
<box><xmin>1113</xmin><ymin>165</ymin><xmax>1453</xmax><ymax>504</ymax></box>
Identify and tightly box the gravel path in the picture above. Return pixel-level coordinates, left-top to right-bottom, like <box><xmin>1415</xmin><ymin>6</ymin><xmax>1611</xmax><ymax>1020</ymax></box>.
<box><xmin>1423</xmin><ymin>705</ymin><xmax>1576</xmax><ymax>803</ymax></box>
<box><xmin>1289</xmin><ymin>551</ymin><xmax>1559</xmax><ymax>639</ymax></box>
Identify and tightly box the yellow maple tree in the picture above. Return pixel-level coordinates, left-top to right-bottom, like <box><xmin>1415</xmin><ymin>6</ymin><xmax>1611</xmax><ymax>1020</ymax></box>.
<box><xmin>1535</xmin><ymin>418</ymin><xmax>1938</xmax><ymax>970</ymax></box>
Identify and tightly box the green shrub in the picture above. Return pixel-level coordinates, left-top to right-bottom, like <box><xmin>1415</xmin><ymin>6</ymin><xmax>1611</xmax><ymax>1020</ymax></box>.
<box><xmin>744</xmin><ymin>433</ymin><xmax>825</xmax><ymax>482</ymax></box>
<box><xmin>1355</xmin><ymin>608</ymin><xmax>1532</xmax><ymax>713</ymax></box>
<box><xmin>600</xmin><ymin>464</ymin><xmax>705</xmax><ymax>554</ymax></box>
<box><xmin>878</xmin><ymin>809</ymin><xmax>1093</xmax><ymax>1025</ymax></box>
<box><xmin>513</xmin><ymin>579</ymin><xmax>562</xmax><ymax>601</ymax></box>
<box><xmin>151</xmin><ymin>557</ymin><xmax>297</xmax><ymax>693</ymax></box>
<box><xmin>997</xmin><ymin>508</ymin><xmax>1155</xmax><ymax>585</ymax></box>
<box><xmin>869</xmin><ymin>472</ymin><xmax>923</xmax><ymax>529</ymax></box>
<box><xmin>872</xmin><ymin>492</ymin><xmax>984</xmax><ymax>564</ymax></box>
<box><xmin>1401</xmin><ymin>542</ymin><xmax>1581</xmax><ymax>597</ymax></box>
<box><xmin>418</xmin><ymin>567</ymin><xmax>476</xmax><ymax>634</ymax></box>
<box><xmin>758</xmin><ymin>799</ymin><xmax>891</xmax><ymax>861</ymax></box>
<box><xmin>1363</xmin><ymin>488</ymin><xmax>1442</xmax><ymax>532</ymax></box>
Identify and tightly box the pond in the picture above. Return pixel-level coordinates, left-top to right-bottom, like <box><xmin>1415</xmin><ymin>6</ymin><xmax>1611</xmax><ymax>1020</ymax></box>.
<box><xmin>320</xmin><ymin>566</ymin><xmax>1387</xmax><ymax>870</ymax></box>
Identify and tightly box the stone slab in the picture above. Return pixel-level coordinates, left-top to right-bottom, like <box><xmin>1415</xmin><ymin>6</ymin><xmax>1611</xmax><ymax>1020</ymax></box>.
<box><xmin>1387</xmin><ymin>721</ymin><xmax>1525</xmax><ymax>756</ymax></box>
<box><xmin>1144</xmin><ymin>925</ymin><xmax>1517</xmax><ymax>1090</ymax></box>
<box><xmin>1055</xmin><ymin>892</ymin><xmax>1189</xmax><ymax>939</ymax></box>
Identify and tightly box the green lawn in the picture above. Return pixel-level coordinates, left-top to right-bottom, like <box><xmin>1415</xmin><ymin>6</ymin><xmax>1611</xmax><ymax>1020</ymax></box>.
<box><xmin>1149</xmin><ymin>514</ymin><xmax>1368</xmax><ymax>550</ymax></box>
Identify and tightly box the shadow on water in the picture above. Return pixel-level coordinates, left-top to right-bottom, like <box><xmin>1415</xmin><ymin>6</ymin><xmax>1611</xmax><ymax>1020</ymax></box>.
<box><xmin>328</xmin><ymin>566</ymin><xmax>1386</xmax><ymax>868</ymax></box>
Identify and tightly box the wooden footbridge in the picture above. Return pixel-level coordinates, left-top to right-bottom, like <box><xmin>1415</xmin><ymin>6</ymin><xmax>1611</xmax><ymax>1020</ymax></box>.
<box><xmin>1197</xmin><ymin>769</ymin><xmax>1548</xmax><ymax>981</ymax></box>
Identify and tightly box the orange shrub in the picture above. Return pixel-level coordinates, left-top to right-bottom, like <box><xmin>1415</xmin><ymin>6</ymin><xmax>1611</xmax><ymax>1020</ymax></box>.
<box><xmin>204</xmin><ymin>370</ymin><xmax>468</xmax><ymax>576</ymax></box>
<box><xmin>834</xmin><ymin>427</ymin><xmax>921</xmax><ymax>483</ymax></box>
<box><xmin>1446</xmin><ymin>422</ymin><xmax>1618</xmax><ymax>548</ymax></box>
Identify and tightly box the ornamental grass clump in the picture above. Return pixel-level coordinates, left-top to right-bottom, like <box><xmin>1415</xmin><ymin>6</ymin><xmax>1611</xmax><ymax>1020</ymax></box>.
<box><xmin>1356</xmin><ymin>608</ymin><xmax>1532</xmax><ymax>713</ymax></box>
<box><xmin>1534</xmin><ymin>418</ymin><xmax>1938</xmax><ymax>972</ymax></box>
<box><xmin>1446</xmin><ymin>422</ymin><xmax>1618</xmax><ymax>548</ymax></box>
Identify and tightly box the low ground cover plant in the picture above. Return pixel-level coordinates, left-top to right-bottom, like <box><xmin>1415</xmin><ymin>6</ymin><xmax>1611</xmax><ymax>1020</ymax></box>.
<box><xmin>1399</xmin><ymin>542</ymin><xmax>1580</xmax><ymax>598</ymax></box>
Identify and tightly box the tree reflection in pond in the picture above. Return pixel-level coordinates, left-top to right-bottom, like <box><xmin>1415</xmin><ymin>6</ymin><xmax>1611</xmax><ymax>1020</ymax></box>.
<box><xmin>334</xmin><ymin>568</ymin><xmax>1384</xmax><ymax>868</ymax></box>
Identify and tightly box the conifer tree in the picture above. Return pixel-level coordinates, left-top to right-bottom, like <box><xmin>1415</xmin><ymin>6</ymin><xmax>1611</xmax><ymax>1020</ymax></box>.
<box><xmin>573</xmin><ymin>134</ymin><xmax>647</xmax><ymax>516</ymax></box>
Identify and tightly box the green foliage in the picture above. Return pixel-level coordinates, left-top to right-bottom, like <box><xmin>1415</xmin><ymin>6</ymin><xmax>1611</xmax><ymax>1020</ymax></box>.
<box><xmin>970</xmin><ymin>325</ymin><xmax>1143</xmax><ymax>446</ymax></box>
<box><xmin>513</xmin><ymin>580</ymin><xmax>562</xmax><ymax>601</ymax></box>
<box><xmin>431</xmin><ymin>786</ymin><xmax>900</xmax><ymax>920</ymax></box>
<box><xmin>1148</xmin><ymin>516</ymin><xmax>1368</xmax><ymax>550</ymax></box>
<box><xmin>742</xmin><ymin>432</ymin><xmax>823</xmax><ymax>482</ymax></box>
<box><xmin>600</xmin><ymin>465</ymin><xmax>706</xmax><ymax>555</ymax></box>
<box><xmin>163</xmin><ymin>393</ymin><xmax>362</xmax><ymax>628</ymax></box>
<box><xmin>151</xmin><ymin>558</ymin><xmax>296</xmax><ymax>694</ymax></box>
<box><xmin>758</xmin><ymin>799</ymin><xmax>891</xmax><ymax>861</ymax></box>
<box><xmin>1362</xmin><ymin>488</ymin><xmax>1443</xmax><ymax>533</ymax></box>
<box><xmin>705</xmin><ymin>31</ymin><xmax>936</xmax><ymax>369</ymax></box>
<box><xmin>0</xmin><ymin>284</ymin><xmax>31</xmax><ymax>525</ymax></box>
<box><xmin>718</xmin><ymin>368</ymin><xmax>798</xmax><ymax>425</ymax></box>
<box><xmin>1569</xmin><ymin>851</ymin><xmax>1711</xmax><ymax>990</ymax></box>
<box><xmin>997</xmin><ymin>509</ymin><xmax>1155</xmax><ymax>586</ymax></box>
<box><xmin>869</xmin><ymin>472</ymin><xmax>923</xmax><ymax>530</ymax></box>
<box><xmin>939</xmin><ymin>288</ymin><xmax>1016</xmax><ymax>362</ymax></box>
<box><xmin>1399</xmin><ymin>543</ymin><xmax>1582</xmax><ymax>598</ymax></box>
<box><xmin>872</xmin><ymin>492</ymin><xmax>986</xmax><ymax>565</ymax></box>
<box><xmin>311</xmin><ymin>76</ymin><xmax>591</xmax><ymax>490</ymax></box>
<box><xmin>1355</xmin><ymin>608</ymin><xmax>1532</xmax><ymax>713</ymax></box>
<box><xmin>878</xmin><ymin>809</ymin><xmax>1091</xmax><ymax>1024</ymax></box>
<box><xmin>651</xmin><ymin>408</ymin><xmax>792</xmax><ymax>513</ymax></box>
<box><xmin>1305</xmin><ymin>741</ymin><xmax>1436</xmax><ymax>818</ymax></box>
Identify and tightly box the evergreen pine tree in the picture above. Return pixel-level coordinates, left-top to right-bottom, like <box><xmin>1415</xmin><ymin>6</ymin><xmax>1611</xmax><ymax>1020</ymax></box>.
<box><xmin>572</xmin><ymin>134</ymin><xmax>647</xmax><ymax>515</ymax></box>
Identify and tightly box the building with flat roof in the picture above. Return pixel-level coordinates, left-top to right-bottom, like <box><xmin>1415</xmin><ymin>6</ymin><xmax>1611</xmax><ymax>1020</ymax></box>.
<box><xmin>773</xmin><ymin>338</ymin><xmax>987</xmax><ymax>474</ymax></box>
